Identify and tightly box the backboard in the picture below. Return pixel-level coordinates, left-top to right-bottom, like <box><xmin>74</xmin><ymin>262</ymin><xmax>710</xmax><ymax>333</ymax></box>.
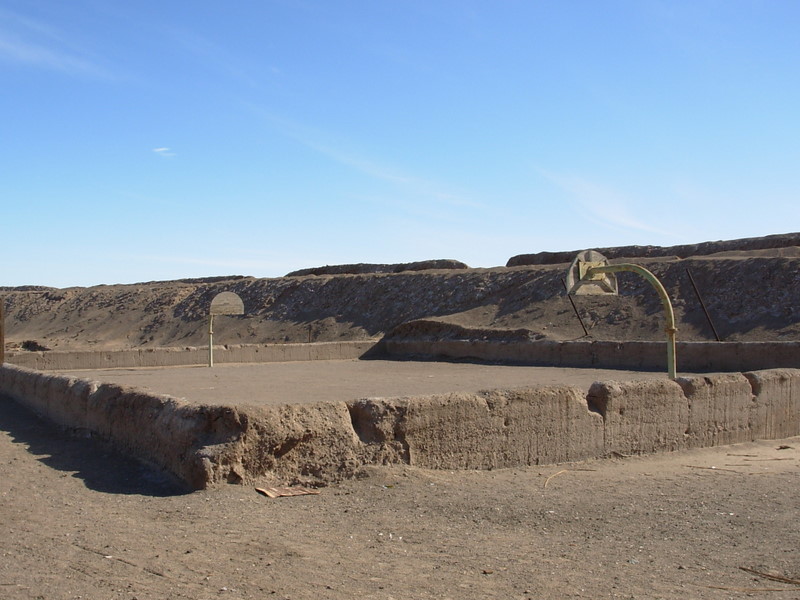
<box><xmin>210</xmin><ymin>292</ymin><xmax>245</xmax><ymax>315</ymax></box>
<box><xmin>565</xmin><ymin>250</ymin><xmax>618</xmax><ymax>295</ymax></box>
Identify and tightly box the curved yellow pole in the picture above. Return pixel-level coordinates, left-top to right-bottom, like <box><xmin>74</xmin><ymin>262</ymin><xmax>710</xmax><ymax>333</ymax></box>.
<box><xmin>208</xmin><ymin>314</ymin><xmax>214</xmax><ymax>368</ymax></box>
<box><xmin>586</xmin><ymin>263</ymin><xmax>677</xmax><ymax>379</ymax></box>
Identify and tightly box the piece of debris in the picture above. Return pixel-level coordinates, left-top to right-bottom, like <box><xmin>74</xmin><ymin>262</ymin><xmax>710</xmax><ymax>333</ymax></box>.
<box><xmin>544</xmin><ymin>469</ymin><xmax>568</xmax><ymax>488</ymax></box>
<box><xmin>685</xmin><ymin>465</ymin><xmax>741</xmax><ymax>473</ymax></box>
<box><xmin>776</xmin><ymin>445</ymin><xmax>793</xmax><ymax>450</ymax></box>
<box><xmin>705</xmin><ymin>585</ymin><xmax>790</xmax><ymax>592</ymax></box>
<box><xmin>739</xmin><ymin>567</ymin><xmax>800</xmax><ymax>586</ymax></box>
<box><xmin>255</xmin><ymin>486</ymin><xmax>320</xmax><ymax>499</ymax></box>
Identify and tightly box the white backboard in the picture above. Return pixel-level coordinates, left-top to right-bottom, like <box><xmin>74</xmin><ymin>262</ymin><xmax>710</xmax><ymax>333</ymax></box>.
<box><xmin>565</xmin><ymin>250</ymin><xmax>618</xmax><ymax>295</ymax></box>
<box><xmin>210</xmin><ymin>292</ymin><xmax>245</xmax><ymax>315</ymax></box>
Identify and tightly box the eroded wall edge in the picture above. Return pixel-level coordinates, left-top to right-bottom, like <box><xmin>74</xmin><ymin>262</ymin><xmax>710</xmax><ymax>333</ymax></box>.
<box><xmin>385</xmin><ymin>339</ymin><xmax>800</xmax><ymax>372</ymax></box>
<box><xmin>5</xmin><ymin>340</ymin><xmax>382</xmax><ymax>371</ymax></box>
<box><xmin>1</xmin><ymin>364</ymin><xmax>799</xmax><ymax>490</ymax></box>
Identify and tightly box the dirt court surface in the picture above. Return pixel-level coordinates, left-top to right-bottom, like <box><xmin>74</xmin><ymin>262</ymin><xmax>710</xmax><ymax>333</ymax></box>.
<box><xmin>0</xmin><ymin>396</ymin><xmax>797</xmax><ymax>600</ymax></box>
<box><xmin>63</xmin><ymin>359</ymin><xmax>677</xmax><ymax>406</ymax></box>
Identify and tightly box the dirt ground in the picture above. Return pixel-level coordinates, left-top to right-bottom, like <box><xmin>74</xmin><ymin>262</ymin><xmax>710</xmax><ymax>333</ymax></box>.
<box><xmin>1</xmin><ymin>396</ymin><xmax>798</xmax><ymax>600</ymax></box>
<box><xmin>62</xmin><ymin>360</ymin><xmax>674</xmax><ymax>406</ymax></box>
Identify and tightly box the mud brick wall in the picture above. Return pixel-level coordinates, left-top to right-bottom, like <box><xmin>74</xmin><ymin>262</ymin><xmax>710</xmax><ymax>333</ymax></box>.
<box><xmin>5</xmin><ymin>341</ymin><xmax>379</xmax><ymax>370</ymax></box>
<box><xmin>384</xmin><ymin>339</ymin><xmax>800</xmax><ymax>373</ymax></box>
<box><xmin>1</xmin><ymin>364</ymin><xmax>799</xmax><ymax>490</ymax></box>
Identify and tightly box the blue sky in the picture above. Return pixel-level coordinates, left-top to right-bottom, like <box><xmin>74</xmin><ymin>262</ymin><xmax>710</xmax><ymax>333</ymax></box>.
<box><xmin>2</xmin><ymin>1</ymin><xmax>798</xmax><ymax>287</ymax></box>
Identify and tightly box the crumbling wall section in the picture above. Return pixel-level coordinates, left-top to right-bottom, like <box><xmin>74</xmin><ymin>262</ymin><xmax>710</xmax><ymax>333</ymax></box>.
<box><xmin>399</xmin><ymin>386</ymin><xmax>604</xmax><ymax>469</ymax></box>
<box><xmin>2</xmin><ymin>364</ymin><xmax>799</xmax><ymax>490</ymax></box>
<box><xmin>6</xmin><ymin>340</ymin><xmax>380</xmax><ymax>371</ymax></box>
<box><xmin>384</xmin><ymin>338</ymin><xmax>800</xmax><ymax>373</ymax></box>
<box><xmin>745</xmin><ymin>369</ymin><xmax>800</xmax><ymax>440</ymax></box>
<box><xmin>675</xmin><ymin>373</ymin><xmax>754</xmax><ymax>448</ymax></box>
<box><xmin>587</xmin><ymin>379</ymin><xmax>688</xmax><ymax>455</ymax></box>
<box><xmin>0</xmin><ymin>363</ymin><xmax>243</xmax><ymax>489</ymax></box>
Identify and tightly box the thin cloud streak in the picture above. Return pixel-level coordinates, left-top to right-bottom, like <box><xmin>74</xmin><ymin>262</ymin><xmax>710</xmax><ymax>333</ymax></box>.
<box><xmin>164</xmin><ymin>26</ymin><xmax>270</xmax><ymax>89</ymax></box>
<box><xmin>0</xmin><ymin>8</ymin><xmax>110</xmax><ymax>77</ymax></box>
<box><xmin>0</xmin><ymin>34</ymin><xmax>103</xmax><ymax>75</ymax></box>
<box><xmin>306</xmin><ymin>140</ymin><xmax>484</xmax><ymax>210</ymax></box>
<box><xmin>537</xmin><ymin>168</ymin><xmax>672</xmax><ymax>237</ymax></box>
<box><xmin>249</xmin><ymin>106</ymin><xmax>485</xmax><ymax>210</ymax></box>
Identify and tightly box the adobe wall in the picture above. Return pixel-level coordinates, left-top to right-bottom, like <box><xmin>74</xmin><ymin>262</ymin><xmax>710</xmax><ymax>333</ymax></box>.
<box><xmin>5</xmin><ymin>340</ymin><xmax>380</xmax><ymax>371</ymax></box>
<box><xmin>384</xmin><ymin>339</ymin><xmax>800</xmax><ymax>373</ymax></box>
<box><xmin>1</xmin><ymin>363</ymin><xmax>798</xmax><ymax>491</ymax></box>
<box><xmin>0</xmin><ymin>364</ymin><xmax>235</xmax><ymax>489</ymax></box>
<box><xmin>7</xmin><ymin>339</ymin><xmax>798</xmax><ymax>373</ymax></box>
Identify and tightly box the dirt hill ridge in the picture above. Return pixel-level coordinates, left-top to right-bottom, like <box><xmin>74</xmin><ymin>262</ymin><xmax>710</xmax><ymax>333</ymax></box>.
<box><xmin>507</xmin><ymin>231</ymin><xmax>800</xmax><ymax>266</ymax></box>
<box><xmin>2</xmin><ymin>234</ymin><xmax>799</xmax><ymax>352</ymax></box>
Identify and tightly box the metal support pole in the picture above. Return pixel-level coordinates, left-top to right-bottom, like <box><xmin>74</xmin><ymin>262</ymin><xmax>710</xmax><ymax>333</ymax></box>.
<box><xmin>685</xmin><ymin>268</ymin><xmax>721</xmax><ymax>342</ymax></box>
<box><xmin>561</xmin><ymin>277</ymin><xmax>589</xmax><ymax>337</ymax></box>
<box><xmin>208</xmin><ymin>314</ymin><xmax>214</xmax><ymax>368</ymax></box>
<box><xmin>586</xmin><ymin>263</ymin><xmax>677</xmax><ymax>379</ymax></box>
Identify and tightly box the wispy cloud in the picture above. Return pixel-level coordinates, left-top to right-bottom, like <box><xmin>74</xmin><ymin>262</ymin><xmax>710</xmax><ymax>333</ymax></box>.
<box><xmin>537</xmin><ymin>167</ymin><xmax>671</xmax><ymax>236</ymax></box>
<box><xmin>250</xmin><ymin>107</ymin><xmax>483</xmax><ymax>210</ymax></box>
<box><xmin>152</xmin><ymin>147</ymin><xmax>175</xmax><ymax>158</ymax></box>
<box><xmin>0</xmin><ymin>34</ymin><xmax>103</xmax><ymax>75</ymax></box>
<box><xmin>164</xmin><ymin>26</ymin><xmax>277</xmax><ymax>89</ymax></box>
<box><xmin>0</xmin><ymin>8</ymin><xmax>110</xmax><ymax>77</ymax></box>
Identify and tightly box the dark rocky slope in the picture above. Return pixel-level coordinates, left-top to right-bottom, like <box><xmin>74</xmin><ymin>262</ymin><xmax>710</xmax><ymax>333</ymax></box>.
<box><xmin>2</xmin><ymin>240</ymin><xmax>799</xmax><ymax>352</ymax></box>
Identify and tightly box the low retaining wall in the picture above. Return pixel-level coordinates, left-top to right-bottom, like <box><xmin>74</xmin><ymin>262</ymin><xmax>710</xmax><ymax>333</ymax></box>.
<box><xmin>384</xmin><ymin>339</ymin><xmax>800</xmax><ymax>373</ymax></box>
<box><xmin>2</xmin><ymin>363</ymin><xmax>799</xmax><ymax>490</ymax></box>
<box><xmin>9</xmin><ymin>339</ymin><xmax>797</xmax><ymax>373</ymax></box>
<box><xmin>5</xmin><ymin>340</ymin><xmax>381</xmax><ymax>371</ymax></box>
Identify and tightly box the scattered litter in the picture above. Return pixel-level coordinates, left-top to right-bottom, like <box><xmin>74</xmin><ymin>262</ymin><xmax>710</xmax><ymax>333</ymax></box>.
<box><xmin>704</xmin><ymin>585</ymin><xmax>790</xmax><ymax>592</ymax></box>
<box><xmin>255</xmin><ymin>486</ymin><xmax>320</xmax><ymax>499</ymax></box>
<box><xmin>685</xmin><ymin>465</ymin><xmax>741</xmax><ymax>473</ymax></box>
<box><xmin>739</xmin><ymin>567</ymin><xmax>800</xmax><ymax>586</ymax></box>
<box><xmin>544</xmin><ymin>469</ymin><xmax>568</xmax><ymax>488</ymax></box>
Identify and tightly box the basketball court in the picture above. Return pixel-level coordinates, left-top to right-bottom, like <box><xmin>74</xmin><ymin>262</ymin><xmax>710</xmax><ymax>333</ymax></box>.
<box><xmin>63</xmin><ymin>358</ymin><xmax>673</xmax><ymax>406</ymax></box>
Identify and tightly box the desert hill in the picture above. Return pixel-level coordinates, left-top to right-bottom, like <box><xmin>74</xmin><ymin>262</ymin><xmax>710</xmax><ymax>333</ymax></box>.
<box><xmin>2</xmin><ymin>234</ymin><xmax>799</xmax><ymax>353</ymax></box>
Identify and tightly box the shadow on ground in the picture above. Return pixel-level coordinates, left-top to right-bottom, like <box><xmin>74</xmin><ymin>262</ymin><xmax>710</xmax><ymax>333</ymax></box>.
<box><xmin>0</xmin><ymin>395</ymin><xmax>189</xmax><ymax>497</ymax></box>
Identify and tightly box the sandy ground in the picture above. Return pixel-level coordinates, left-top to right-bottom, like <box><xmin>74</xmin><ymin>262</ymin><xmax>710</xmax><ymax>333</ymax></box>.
<box><xmin>1</xmin><ymin>396</ymin><xmax>798</xmax><ymax>600</ymax></box>
<box><xmin>62</xmin><ymin>359</ymin><xmax>677</xmax><ymax>406</ymax></box>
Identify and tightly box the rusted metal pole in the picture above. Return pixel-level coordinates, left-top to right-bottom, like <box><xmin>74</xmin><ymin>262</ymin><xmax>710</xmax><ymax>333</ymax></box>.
<box><xmin>685</xmin><ymin>268</ymin><xmax>721</xmax><ymax>342</ymax></box>
<box><xmin>561</xmin><ymin>278</ymin><xmax>589</xmax><ymax>336</ymax></box>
